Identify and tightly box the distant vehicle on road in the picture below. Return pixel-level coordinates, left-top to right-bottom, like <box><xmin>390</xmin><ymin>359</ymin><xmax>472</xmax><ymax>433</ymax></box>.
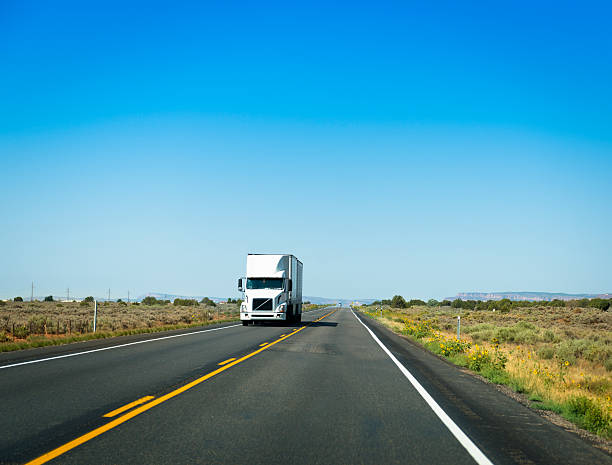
<box><xmin>238</xmin><ymin>254</ymin><xmax>303</xmax><ymax>326</ymax></box>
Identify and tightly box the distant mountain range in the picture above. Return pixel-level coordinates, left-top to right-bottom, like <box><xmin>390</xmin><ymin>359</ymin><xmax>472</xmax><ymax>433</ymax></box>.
<box><xmin>14</xmin><ymin>291</ymin><xmax>609</xmax><ymax>305</ymax></box>
<box><xmin>452</xmin><ymin>292</ymin><xmax>612</xmax><ymax>302</ymax></box>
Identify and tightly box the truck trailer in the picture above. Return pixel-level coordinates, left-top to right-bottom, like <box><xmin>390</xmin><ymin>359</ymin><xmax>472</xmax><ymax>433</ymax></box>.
<box><xmin>238</xmin><ymin>254</ymin><xmax>303</xmax><ymax>325</ymax></box>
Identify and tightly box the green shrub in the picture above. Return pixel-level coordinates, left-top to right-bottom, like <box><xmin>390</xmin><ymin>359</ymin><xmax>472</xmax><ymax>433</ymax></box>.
<box><xmin>83</xmin><ymin>296</ymin><xmax>94</xmax><ymax>302</ymax></box>
<box><xmin>555</xmin><ymin>339</ymin><xmax>605</xmax><ymax>365</ymax></box>
<box><xmin>537</xmin><ymin>346</ymin><xmax>555</xmax><ymax>359</ymax></box>
<box><xmin>79</xmin><ymin>300</ymin><xmax>90</xmax><ymax>307</ymax></box>
<box><xmin>44</xmin><ymin>295</ymin><xmax>54</xmax><ymax>302</ymax></box>
<box><xmin>174</xmin><ymin>298</ymin><xmax>198</xmax><ymax>307</ymax></box>
<box><xmin>605</xmin><ymin>358</ymin><xmax>612</xmax><ymax>372</ymax></box>
<box><xmin>567</xmin><ymin>396</ymin><xmax>611</xmax><ymax>436</ymax></box>
<box><xmin>200</xmin><ymin>297</ymin><xmax>217</xmax><ymax>307</ymax></box>
<box><xmin>0</xmin><ymin>331</ymin><xmax>10</xmax><ymax>342</ymax></box>
<box><xmin>543</xmin><ymin>329</ymin><xmax>556</xmax><ymax>342</ymax></box>
<box><xmin>13</xmin><ymin>325</ymin><xmax>30</xmax><ymax>339</ymax></box>
<box><xmin>14</xmin><ymin>296</ymin><xmax>23</xmax><ymax>302</ymax></box>
<box><xmin>142</xmin><ymin>296</ymin><xmax>158</xmax><ymax>305</ymax></box>
<box><xmin>391</xmin><ymin>295</ymin><xmax>406</xmax><ymax>308</ymax></box>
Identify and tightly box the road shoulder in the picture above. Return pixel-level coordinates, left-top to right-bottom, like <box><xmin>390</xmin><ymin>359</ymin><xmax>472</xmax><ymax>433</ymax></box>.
<box><xmin>353</xmin><ymin>309</ymin><xmax>612</xmax><ymax>464</ymax></box>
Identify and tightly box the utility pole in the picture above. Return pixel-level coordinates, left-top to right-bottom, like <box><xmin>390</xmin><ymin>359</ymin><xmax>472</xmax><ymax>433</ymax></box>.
<box><xmin>67</xmin><ymin>287</ymin><xmax>70</xmax><ymax>302</ymax></box>
<box><xmin>108</xmin><ymin>288</ymin><xmax>111</xmax><ymax>302</ymax></box>
<box><xmin>127</xmin><ymin>290</ymin><xmax>130</xmax><ymax>304</ymax></box>
<box><xmin>31</xmin><ymin>282</ymin><xmax>34</xmax><ymax>302</ymax></box>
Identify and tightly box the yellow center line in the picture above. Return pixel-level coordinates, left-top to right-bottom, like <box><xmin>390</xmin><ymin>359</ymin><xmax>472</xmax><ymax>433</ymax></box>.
<box><xmin>259</xmin><ymin>342</ymin><xmax>269</xmax><ymax>347</ymax></box>
<box><xmin>103</xmin><ymin>396</ymin><xmax>155</xmax><ymax>418</ymax></box>
<box><xmin>218</xmin><ymin>358</ymin><xmax>236</xmax><ymax>366</ymax></box>
<box><xmin>26</xmin><ymin>309</ymin><xmax>338</xmax><ymax>465</ymax></box>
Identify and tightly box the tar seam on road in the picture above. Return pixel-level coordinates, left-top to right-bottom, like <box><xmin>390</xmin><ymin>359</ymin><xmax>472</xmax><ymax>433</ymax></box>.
<box><xmin>0</xmin><ymin>324</ymin><xmax>242</xmax><ymax>370</ymax></box>
<box><xmin>25</xmin><ymin>309</ymin><xmax>338</xmax><ymax>465</ymax></box>
<box><xmin>350</xmin><ymin>309</ymin><xmax>495</xmax><ymax>465</ymax></box>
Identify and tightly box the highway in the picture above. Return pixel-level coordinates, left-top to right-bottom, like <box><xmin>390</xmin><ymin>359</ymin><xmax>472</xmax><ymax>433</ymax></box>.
<box><xmin>1</xmin><ymin>307</ymin><xmax>610</xmax><ymax>464</ymax></box>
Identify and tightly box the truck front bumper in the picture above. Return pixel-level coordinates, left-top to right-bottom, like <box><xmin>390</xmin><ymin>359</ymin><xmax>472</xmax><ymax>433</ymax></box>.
<box><xmin>241</xmin><ymin>312</ymin><xmax>286</xmax><ymax>321</ymax></box>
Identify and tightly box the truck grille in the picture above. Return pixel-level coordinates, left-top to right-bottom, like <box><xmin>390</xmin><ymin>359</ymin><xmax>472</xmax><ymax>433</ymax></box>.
<box><xmin>252</xmin><ymin>298</ymin><xmax>273</xmax><ymax>311</ymax></box>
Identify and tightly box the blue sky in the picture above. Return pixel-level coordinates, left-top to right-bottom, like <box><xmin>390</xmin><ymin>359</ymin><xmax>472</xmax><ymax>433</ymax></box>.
<box><xmin>1</xmin><ymin>1</ymin><xmax>611</xmax><ymax>300</ymax></box>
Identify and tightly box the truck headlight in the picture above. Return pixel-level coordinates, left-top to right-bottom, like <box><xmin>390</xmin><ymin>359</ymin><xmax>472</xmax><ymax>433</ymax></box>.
<box><xmin>277</xmin><ymin>303</ymin><xmax>286</xmax><ymax>313</ymax></box>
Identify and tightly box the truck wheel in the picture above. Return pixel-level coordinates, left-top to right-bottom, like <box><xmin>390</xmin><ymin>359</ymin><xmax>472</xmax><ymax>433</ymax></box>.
<box><xmin>296</xmin><ymin>313</ymin><xmax>301</xmax><ymax>323</ymax></box>
<box><xmin>242</xmin><ymin>321</ymin><xmax>249</xmax><ymax>326</ymax></box>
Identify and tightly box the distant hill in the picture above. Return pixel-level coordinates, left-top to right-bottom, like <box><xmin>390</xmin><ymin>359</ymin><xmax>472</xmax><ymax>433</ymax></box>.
<box><xmin>304</xmin><ymin>296</ymin><xmax>378</xmax><ymax>306</ymax></box>
<box><xmin>452</xmin><ymin>292</ymin><xmax>612</xmax><ymax>302</ymax></box>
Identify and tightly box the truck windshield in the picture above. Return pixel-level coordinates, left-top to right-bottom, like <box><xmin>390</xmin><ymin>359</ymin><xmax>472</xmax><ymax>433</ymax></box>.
<box><xmin>246</xmin><ymin>278</ymin><xmax>284</xmax><ymax>290</ymax></box>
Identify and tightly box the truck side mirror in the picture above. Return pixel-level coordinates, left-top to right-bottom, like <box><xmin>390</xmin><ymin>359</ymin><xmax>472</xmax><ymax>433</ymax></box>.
<box><xmin>238</xmin><ymin>278</ymin><xmax>244</xmax><ymax>292</ymax></box>
<box><xmin>287</xmin><ymin>279</ymin><xmax>292</xmax><ymax>292</ymax></box>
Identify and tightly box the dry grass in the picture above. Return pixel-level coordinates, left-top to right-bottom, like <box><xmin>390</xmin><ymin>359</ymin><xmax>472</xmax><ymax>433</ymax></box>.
<box><xmin>0</xmin><ymin>300</ymin><xmax>240</xmax><ymax>345</ymax></box>
<box><xmin>361</xmin><ymin>304</ymin><xmax>612</xmax><ymax>438</ymax></box>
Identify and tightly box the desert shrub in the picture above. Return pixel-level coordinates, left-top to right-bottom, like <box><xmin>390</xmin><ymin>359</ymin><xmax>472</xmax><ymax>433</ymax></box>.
<box><xmin>0</xmin><ymin>300</ymin><xmax>5</xmax><ymax>307</ymax></box>
<box><xmin>464</xmin><ymin>323</ymin><xmax>495</xmax><ymax>342</ymax></box>
<box><xmin>200</xmin><ymin>297</ymin><xmax>217</xmax><ymax>307</ymax></box>
<box><xmin>142</xmin><ymin>296</ymin><xmax>158</xmax><ymax>305</ymax></box>
<box><xmin>407</xmin><ymin>299</ymin><xmax>426</xmax><ymax>307</ymax></box>
<box><xmin>555</xmin><ymin>339</ymin><xmax>593</xmax><ymax>364</ymax></box>
<box><xmin>14</xmin><ymin>297</ymin><xmax>23</xmax><ymax>302</ymax></box>
<box><xmin>173</xmin><ymin>298</ymin><xmax>198</xmax><ymax>307</ymax></box>
<box><xmin>0</xmin><ymin>331</ymin><xmax>10</xmax><ymax>342</ymax></box>
<box><xmin>589</xmin><ymin>299</ymin><xmax>611</xmax><ymax>311</ymax></box>
<box><xmin>13</xmin><ymin>325</ymin><xmax>30</xmax><ymax>339</ymax></box>
<box><xmin>583</xmin><ymin>342</ymin><xmax>612</xmax><ymax>364</ymax></box>
<box><xmin>543</xmin><ymin>329</ymin><xmax>557</xmax><ymax>342</ymax></box>
<box><xmin>83</xmin><ymin>296</ymin><xmax>94</xmax><ymax>302</ymax></box>
<box><xmin>567</xmin><ymin>396</ymin><xmax>611</xmax><ymax>435</ymax></box>
<box><xmin>79</xmin><ymin>300</ymin><xmax>90</xmax><ymax>307</ymax></box>
<box><xmin>537</xmin><ymin>346</ymin><xmax>555</xmax><ymax>360</ymax></box>
<box><xmin>44</xmin><ymin>295</ymin><xmax>54</xmax><ymax>302</ymax></box>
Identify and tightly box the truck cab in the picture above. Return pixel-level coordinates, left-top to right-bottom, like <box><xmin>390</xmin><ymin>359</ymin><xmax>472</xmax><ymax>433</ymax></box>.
<box><xmin>238</xmin><ymin>254</ymin><xmax>303</xmax><ymax>325</ymax></box>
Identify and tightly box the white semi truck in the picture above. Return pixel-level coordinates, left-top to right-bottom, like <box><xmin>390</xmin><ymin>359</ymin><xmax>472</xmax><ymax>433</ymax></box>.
<box><xmin>238</xmin><ymin>254</ymin><xmax>303</xmax><ymax>325</ymax></box>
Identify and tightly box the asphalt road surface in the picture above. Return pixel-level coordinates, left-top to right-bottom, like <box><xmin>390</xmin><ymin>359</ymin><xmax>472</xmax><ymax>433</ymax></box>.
<box><xmin>1</xmin><ymin>307</ymin><xmax>610</xmax><ymax>464</ymax></box>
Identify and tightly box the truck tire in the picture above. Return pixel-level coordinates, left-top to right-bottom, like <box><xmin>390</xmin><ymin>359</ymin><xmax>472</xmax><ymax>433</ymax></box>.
<box><xmin>242</xmin><ymin>320</ymin><xmax>249</xmax><ymax>326</ymax></box>
<box><xmin>296</xmin><ymin>313</ymin><xmax>301</xmax><ymax>323</ymax></box>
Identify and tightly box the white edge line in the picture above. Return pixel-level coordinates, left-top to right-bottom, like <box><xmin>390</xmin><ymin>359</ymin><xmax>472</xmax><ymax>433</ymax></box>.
<box><xmin>0</xmin><ymin>324</ymin><xmax>242</xmax><ymax>370</ymax></box>
<box><xmin>350</xmin><ymin>308</ymin><xmax>494</xmax><ymax>465</ymax></box>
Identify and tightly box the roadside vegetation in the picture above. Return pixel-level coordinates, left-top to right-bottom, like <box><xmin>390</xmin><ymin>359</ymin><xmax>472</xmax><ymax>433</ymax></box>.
<box><xmin>0</xmin><ymin>298</ymin><xmax>240</xmax><ymax>352</ymax></box>
<box><xmin>0</xmin><ymin>300</ymin><xmax>328</xmax><ymax>353</ymax></box>
<box><xmin>359</xmin><ymin>296</ymin><xmax>612</xmax><ymax>439</ymax></box>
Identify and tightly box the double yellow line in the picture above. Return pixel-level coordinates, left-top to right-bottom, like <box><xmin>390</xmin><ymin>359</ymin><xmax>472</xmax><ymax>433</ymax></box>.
<box><xmin>27</xmin><ymin>309</ymin><xmax>337</xmax><ymax>464</ymax></box>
